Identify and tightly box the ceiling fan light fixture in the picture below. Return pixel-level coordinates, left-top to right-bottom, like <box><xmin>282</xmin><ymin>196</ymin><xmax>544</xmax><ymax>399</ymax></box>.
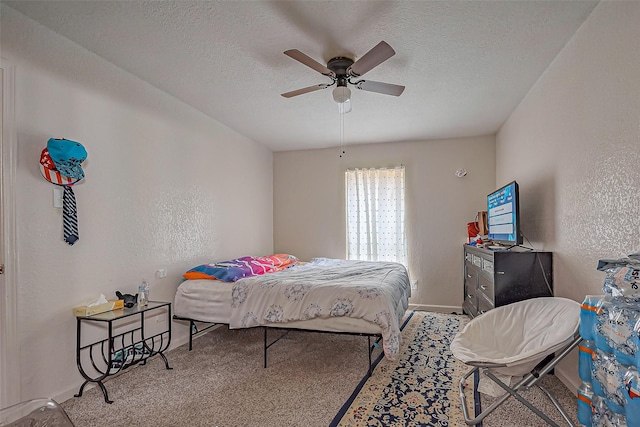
<box><xmin>332</xmin><ymin>86</ymin><xmax>351</xmax><ymax>104</ymax></box>
<box><xmin>338</xmin><ymin>99</ymin><xmax>351</xmax><ymax>114</ymax></box>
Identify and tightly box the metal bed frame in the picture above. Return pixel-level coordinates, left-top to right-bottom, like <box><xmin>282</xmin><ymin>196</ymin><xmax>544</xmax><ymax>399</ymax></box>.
<box><xmin>173</xmin><ymin>315</ymin><xmax>383</xmax><ymax>377</ymax></box>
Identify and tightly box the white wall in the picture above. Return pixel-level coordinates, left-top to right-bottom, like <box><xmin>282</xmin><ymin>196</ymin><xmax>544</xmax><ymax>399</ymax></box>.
<box><xmin>497</xmin><ymin>1</ymin><xmax>640</xmax><ymax>389</ymax></box>
<box><xmin>274</xmin><ymin>136</ymin><xmax>495</xmax><ymax>311</ymax></box>
<box><xmin>1</xmin><ymin>5</ymin><xmax>273</xmax><ymax>403</ymax></box>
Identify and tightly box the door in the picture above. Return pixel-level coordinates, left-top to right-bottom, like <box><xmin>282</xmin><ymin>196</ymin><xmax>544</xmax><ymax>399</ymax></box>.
<box><xmin>0</xmin><ymin>61</ymin><xmax>21</xmax><ymax>408</ymax></box>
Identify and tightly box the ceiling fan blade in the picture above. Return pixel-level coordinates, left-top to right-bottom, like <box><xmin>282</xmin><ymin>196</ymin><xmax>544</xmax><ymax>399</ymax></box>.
<box><xmin>284</xmin><ymin>49</ymin><xmax>335</xmax><ymax>77</ymax></box>
<box><xmin>354</xmin><ymin>80</ymin><xmax>405</xmax><ymax>97</ymax></box>
<box><xmin>348</xmin><ymin>41</ymin><xmax>396</xmax><ymax>77</ymax></box>
<box><xmin>281</xmin><ymin>84</ymin><xmax>329</xmax><ymax>98</ymax></box>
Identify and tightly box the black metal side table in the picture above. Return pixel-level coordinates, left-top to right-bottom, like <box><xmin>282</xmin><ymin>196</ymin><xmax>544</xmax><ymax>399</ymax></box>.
<box><xmin>74</xmin><ymin>301</ymin><xmax>172</xmax><ymax>403</ymax></box>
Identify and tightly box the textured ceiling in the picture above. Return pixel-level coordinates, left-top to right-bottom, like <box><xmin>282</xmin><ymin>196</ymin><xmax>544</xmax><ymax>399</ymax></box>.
<box><xmin>4</xmin><ymin>1</ymin><xmax>598</xmax><ymax>152</ymax></box>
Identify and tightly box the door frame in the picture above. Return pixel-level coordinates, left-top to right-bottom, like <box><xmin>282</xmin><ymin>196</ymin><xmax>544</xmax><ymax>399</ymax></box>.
<box><xmin>1</xmin><ymin>58</ymin><xmax>21</xmax><ymax>408</ymax></box>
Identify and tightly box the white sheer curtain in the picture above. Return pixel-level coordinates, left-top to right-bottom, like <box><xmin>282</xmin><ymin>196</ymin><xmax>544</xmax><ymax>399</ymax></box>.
<box><xmin>345</xmin><ymin>166</ymin><xmax>407</xmax><ymax>266</ymax></box>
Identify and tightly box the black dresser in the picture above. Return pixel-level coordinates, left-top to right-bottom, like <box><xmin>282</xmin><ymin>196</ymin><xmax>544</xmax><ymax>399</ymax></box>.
<box><xmin>462</xmin><ymin>245</ymin><xmax>553</xmax><ymax>317</ymax></box>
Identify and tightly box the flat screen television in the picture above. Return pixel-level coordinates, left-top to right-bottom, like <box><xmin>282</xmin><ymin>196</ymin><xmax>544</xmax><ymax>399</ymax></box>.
<box><xmin>487</xmin><ymin>180</ymin><xmax>522</xmax><ymax>247</ymax></box>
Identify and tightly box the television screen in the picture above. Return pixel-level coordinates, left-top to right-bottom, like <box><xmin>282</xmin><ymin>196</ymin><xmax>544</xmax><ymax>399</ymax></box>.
<box><xmin>487</xmin><ymin>181</ymin><xmax>522</xmax><ymax>246</ymax></box>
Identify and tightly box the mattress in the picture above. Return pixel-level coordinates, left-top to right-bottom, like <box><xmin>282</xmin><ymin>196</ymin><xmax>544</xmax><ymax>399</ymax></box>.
<box><xmin>174</xmin><ymin>278</ymin><xmax>400</xmax><ymax>334</ymax></box>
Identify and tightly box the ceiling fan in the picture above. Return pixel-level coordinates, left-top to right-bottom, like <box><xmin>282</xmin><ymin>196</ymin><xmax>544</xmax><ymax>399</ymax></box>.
<box><xmin>281</xmin><ymin>41</ymin><xmax>405</xmax><ymax>112</ymax></box>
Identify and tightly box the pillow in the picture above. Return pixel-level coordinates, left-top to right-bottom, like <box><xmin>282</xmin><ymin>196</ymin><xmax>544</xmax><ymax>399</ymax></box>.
<box><xmin>182</xmin><ymin>262</ymin><xmax>249</xmax><ymax>282</ymax></box>
<box><xmin>182</xmin><ymin>263</ymin><xmax>219</xmax><ymax>281</ymax></box>
<box><xmin>183</xmin><ymin>254</ymin><xmax>299</xmax><ymax>282</ymax></box>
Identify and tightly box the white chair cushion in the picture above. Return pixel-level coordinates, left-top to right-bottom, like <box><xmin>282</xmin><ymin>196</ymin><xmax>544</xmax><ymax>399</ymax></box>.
<box><xmin>450</xmin><ymin>297</ymin><xmax>580</xmax><ymax>376</ymax></box>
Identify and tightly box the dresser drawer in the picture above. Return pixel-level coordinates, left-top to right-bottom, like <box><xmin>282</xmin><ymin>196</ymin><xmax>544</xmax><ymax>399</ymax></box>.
<box><xmin>465</xmin><ymin>252</ymin><xmax>473</xmax><ymax>263</ymax></box>
<box><xmin>481</xmin><ymin>257</ymin><xmax>494</xmax><ymax>278</ymax></box>
<box><xmin>472</xmin><ymin>254</ymin><xmax>483</xmax><ymax>268</ymax></box>
<box><xmin>477</xmin><ymin>275</ymin><xmax>494</xmax><ymax>302</ymax></box>
<box><xmin>477</xmin><ymin>294</ymin><xmax>494</xmax><ymax>315</ymax></box>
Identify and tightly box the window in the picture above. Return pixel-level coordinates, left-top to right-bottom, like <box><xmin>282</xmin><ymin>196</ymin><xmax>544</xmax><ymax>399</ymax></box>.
<box><xmin>345</xmin><ymin>166</ymin><xmax>407</xmax><ymax>266</ymax></box>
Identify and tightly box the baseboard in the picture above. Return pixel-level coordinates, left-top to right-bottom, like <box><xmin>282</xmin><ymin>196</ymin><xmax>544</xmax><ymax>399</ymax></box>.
<box><xmin>555</xmin><ymin>366</ymin><xmax>579</xmax><ymax>397</ymax></box>
<box><xmin>55</xmin><ymin>384</ymin><xmax>84</xmax><ymax>404</ymax></box>
<box><xmin>409</xmin><ymin>303</ymin><xmax>462</xmax><ymax>314</ymax></box>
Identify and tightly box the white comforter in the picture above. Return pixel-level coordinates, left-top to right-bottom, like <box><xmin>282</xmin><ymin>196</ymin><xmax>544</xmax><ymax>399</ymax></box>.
<box><xmin>229</xmin><ymin>258</ymin><xmax>410</xmax><ymax>360</ymax></box>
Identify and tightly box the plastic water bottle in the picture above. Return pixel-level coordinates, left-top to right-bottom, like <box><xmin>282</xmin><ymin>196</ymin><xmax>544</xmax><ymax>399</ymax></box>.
<box><xmin>577</xmin><ymin>382</ymin><xmax>593</xmax><ymax>426</ymax></box>
<box><xmin>612</xmin><ymin>305</ymin><xmax>640</xmax><ymax>367</ymax></box>
<box><xmin>579</xmin><ymin>340</ymin><xmax>596</xmax><ymax>384</ymax></box>
<box><xmin>634</xmin><ymin>317</ymin><xmax>640</xmax><ymax>370</ymax></box>
<box><xmin>604</xmin><ymin>357</ymin><xmax>626</xmax><ymax>415</ymax></box>
<box><xmin>593</xmin><ymin>351</ymin><xmax>626</xmax><ymax>414</ymax></box>
<box><xmin>593</xmin><ymin>350</ymin><xmax>608</xmax><ymax>398</ymax></box>
<box><xmin>582</xmin><ymin>295</ymin><xmax>604</xmax><ymax>341</ymax></box>
<box><xmin>595</xmin><ymin>298</ymin><xmax>615</xmax><ymax>354</ymax></box>
<box><xmin>138</xmin><ymin>279</ymin><xmax>149</xmax><ymax>307</ymax></box>
<box><xmin>592</xmin><ymin>394</ymin><xmax>609</xmax><ymax>426</ymax></box>
<box><xmin>624</xmin><ymin>366</ymin><xmax>640</xmax><ymax>427</ymax></box>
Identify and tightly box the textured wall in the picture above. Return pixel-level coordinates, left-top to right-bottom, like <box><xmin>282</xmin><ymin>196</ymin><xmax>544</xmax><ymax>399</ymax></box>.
<box><xmin>274</xmin><ymin>136</ymin><xmax>496</xmax><ymax>310</ymax></box>
<box><xmin>1</xmin><ymin>5</ymin><xmax>273</xmax><ymax>402</ymax></box>
<box><xmin>496</xmin><ymin>1</ymin><xmax>640</xmax><ymax>389</ymax></box>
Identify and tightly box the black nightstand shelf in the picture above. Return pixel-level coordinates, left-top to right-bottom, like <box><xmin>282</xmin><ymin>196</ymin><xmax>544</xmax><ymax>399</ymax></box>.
<box><xmin>74</xmin><ymin>301</ymin><xmax>172</xmax><ymax>403</ymax></box>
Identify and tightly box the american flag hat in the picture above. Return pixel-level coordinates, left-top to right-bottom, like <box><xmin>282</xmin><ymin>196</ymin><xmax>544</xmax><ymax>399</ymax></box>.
<box><xmin>40</xmin><ymin>148</ymin><xmax>79</xmax><ymax>186</ymax></box>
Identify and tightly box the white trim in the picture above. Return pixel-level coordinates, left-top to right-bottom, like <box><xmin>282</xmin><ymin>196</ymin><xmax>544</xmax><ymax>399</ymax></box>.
<box><xmin>0</xmin><ymin>58</ymin><xmax>21</xmax><ymax>407</ymax></box>
<box><xmin>409</xmin><ymin>303</ymin><xmax>462</xmax><ymax>314</ymax></box>
<box><xmin>555</xmin><ymin>366</ymin><xmax>579</xmax><ymax>398</ymax></box>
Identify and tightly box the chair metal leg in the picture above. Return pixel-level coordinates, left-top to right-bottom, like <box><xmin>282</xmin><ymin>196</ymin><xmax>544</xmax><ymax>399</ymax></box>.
<box><xmin>485</xmin><ymin>370</ymin><xmax>562</xmax><ymax>427</ymax></box>
<box><xmin>459</xmin><ymin>367</ymin><xmax>515</xmax><ymax>425</ymax></box>
<box><xmin>459</xmin><ymin>366</ymin><xmax>575</xmax><ymax>427</ymax></box>
<box><xmin>537</xmin><ymin>384</ymin><xmax>574</xmax><ymax>427</ymax></box>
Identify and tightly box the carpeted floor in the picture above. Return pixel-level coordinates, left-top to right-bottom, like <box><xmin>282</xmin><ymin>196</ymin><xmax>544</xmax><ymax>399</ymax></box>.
<box><xmin>63</xmin><ymin>325</ymin><xmax>387</xmax><ymax>427</ymax></box>
<box><xmin>61</xmin><ymin>311</ymin><xmax>578</xmax><ymax>426</ymax></box>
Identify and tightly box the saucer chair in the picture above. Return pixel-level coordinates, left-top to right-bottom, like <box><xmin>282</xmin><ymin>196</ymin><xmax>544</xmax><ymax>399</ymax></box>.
<box><xmin>450</xmin><ymin>297</ymin><xmax>582</xmax><ymax>427</ymax></box>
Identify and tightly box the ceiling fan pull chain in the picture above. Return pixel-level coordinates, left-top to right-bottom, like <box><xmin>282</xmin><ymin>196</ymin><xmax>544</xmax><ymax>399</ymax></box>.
<box><xmin>339</xmin><ymin>110</ymin><xmax>346</xmax><ymax>158</ymax></box>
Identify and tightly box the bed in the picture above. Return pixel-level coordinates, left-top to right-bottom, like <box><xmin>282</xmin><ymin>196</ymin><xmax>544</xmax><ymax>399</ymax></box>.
<box><xmin>173</xmin><ymin>257</ymin><xmax>411</xmax><ymax>372</ymax></box>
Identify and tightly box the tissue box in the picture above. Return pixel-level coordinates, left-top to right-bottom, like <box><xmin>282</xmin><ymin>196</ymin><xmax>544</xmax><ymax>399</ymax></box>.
<box><xmin>73</xmin><ymin>300</ymin><xmax>124</xmax><ymax>317</ymax></box>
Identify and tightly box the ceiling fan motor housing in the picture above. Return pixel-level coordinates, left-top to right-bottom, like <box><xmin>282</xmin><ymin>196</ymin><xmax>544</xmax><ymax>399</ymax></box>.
<box><xmin>327</xmin><ymin>57</ymin><xmax>354</xmax><ymax>86</ymax></box>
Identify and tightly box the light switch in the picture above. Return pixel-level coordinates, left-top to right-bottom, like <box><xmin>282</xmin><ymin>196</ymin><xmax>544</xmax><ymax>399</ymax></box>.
<box><xmin>53</xmin><ymin>188</ymin><xmax>63</xmax><ymax>208</ymax></box>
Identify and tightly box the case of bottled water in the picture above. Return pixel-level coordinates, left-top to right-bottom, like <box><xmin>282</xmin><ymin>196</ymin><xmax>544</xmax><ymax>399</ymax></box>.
<box><xmin>579</xmin><ymin>253</ymin><xmax>640</xmax><ymax>426</ymax></box>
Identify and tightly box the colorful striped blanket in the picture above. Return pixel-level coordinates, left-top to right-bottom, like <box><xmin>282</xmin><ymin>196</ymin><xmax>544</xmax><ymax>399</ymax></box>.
<box><xmin>183</xmin><ymin>254</ymin><xmax>298</xmax><ymax>282</ymax></box>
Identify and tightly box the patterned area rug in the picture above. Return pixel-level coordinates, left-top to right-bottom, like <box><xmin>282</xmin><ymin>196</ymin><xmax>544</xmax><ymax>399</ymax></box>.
<box><xmin>331</xmin><ymin>310</ymin><xmax>470</xmax><ymax>427</ymax></box>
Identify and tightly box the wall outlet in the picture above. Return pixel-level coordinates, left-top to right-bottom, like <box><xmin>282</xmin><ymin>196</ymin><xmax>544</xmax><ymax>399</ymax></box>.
<box><xmin>411</xmin><ymin>280</ymin><xmax>418</xmax><ymax>290</ymax></box>
<box><xmin>156</xmin><ymin>269</ymin><xmax>167</xmax><ymax>279</ymax></box>
<box><xmin>53</xmin><ymin>188</ymin><xmax>63</xmax><ymax>208</ymax></box>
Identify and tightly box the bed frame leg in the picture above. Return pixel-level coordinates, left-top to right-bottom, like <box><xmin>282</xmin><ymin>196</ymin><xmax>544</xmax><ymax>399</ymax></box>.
<box><xmin>367</xmin><ymin>336</ymin><xmax>372</xmax><ymax>377</ymax></box>
<box><xmin>189</xmin><ymin>320</ymin><xmax>194</xmax><ymax>351</ymax></box>
<box><xmin>263</xmin><ymin>327</ymin><xmax>268</xmax><ymax>368</ymax></box>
